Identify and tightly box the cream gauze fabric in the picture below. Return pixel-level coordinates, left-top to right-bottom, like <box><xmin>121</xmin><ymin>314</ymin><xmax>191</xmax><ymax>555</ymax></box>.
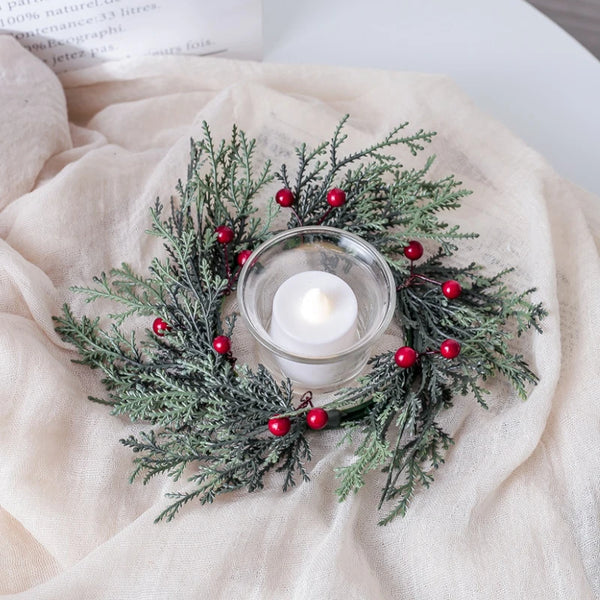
<box><xmin>0</xmin><ymin>35</ymin><xmax>599</xmax><ymax>599</ymax></box>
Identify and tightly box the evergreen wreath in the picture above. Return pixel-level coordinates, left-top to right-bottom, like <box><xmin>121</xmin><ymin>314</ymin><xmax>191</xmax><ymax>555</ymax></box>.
<box><xmin>54</xmin><ymin>116</ymin><xmax>546</xmax><ymax>524</ymax></box>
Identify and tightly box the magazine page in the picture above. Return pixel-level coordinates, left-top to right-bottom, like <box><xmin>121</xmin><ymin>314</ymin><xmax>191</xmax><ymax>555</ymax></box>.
<box><xmin>0</xmin><ymin>0</ymin><xmax>262</xmax><ymax>72</ymax></box>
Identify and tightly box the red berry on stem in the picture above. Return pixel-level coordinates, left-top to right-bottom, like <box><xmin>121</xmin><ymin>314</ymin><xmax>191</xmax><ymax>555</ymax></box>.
<box><xmin>268</xmin><ymin>415</ymin><xmax>291</xmax><ymax>436</ymax></box>
<box><xmin>403</xmin><ymin>240</ymin><xmax>424</xmax><ymax>261</ymax></box>
<box><xmin>215</xmin><ymin>225</ymin><xmax>234</xmax><ymax>244</ymax></box>
<box><xmin>237</xmin><ymin>249</ymin><xmax>253</xmax><ymax>267</ymax></box>
<box><xmin>275</xmin><ymin>188</ymin><xmax>295</xmax><ymax>207</ymax></box>
<box><xmin>212</xmin><ymin>335</ymin><xmax>231</xmax><ymax>355</ymax></box>
<box><xmin>442</xmin><ymin>280</ymin><xmax>462</xmax><ymax>299</ymax></box>
<box><xmin>440</xmin><ymin>339</ymin><xmax>461</xmax><ymax>359</ymax></box>
<box><xmin>306</xmin><ymin>407</ymin><xmax>329</xmax><ymax>430</ymax></box>
<box><xmin>152</xmin><ymin>318</ymin><xmax>171</xmax><ymax>336</ymax></box>
<box><xmin>394</xmin><ymin>346</ymin><xmax>418</xmax><ymax>368</ymax></box>
<box><xmin>326</xmin><ymin>188</ymin><xmax>347</xmax><ymax>207</ymax></box>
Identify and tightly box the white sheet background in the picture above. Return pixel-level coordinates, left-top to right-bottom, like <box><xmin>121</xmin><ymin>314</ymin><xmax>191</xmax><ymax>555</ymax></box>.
<box><xmin>0</xmin><ymin>35</ymin><xmax>599</xmax><ymax>599</ymax></box>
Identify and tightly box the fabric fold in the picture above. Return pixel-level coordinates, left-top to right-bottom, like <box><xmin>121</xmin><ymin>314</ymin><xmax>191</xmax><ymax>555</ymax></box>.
<box><xmin>0</xmin><ymin>37</ymin><xmax>71</xmax><ymax>211</ymax></box>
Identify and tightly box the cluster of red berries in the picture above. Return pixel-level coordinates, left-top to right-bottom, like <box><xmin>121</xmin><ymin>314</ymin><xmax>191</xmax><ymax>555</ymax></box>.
<box><xmin>214</xmin><ymin>224</ymin><xmax>253</xmax><ymax>266</ymax></box>
<box><xmin>275</xmin><ymin>187</ymin><xmax>347</xmax><ymax>210</ymax></box>
<box><xmin>154</xmin><ymin>317</ymin><xmax>232</xmax><ymax>356</ymax></box>
<box><xmin>394</xmin><ymin>338</ymin><xmax>461</xmax><ymax>368</ymax></box>
<box><xmin>268</xmin><ymin>406</ymin><xmax>329</xmax><ymax>437</ymax></box>
<box><xmin>403</xmin><ymin>240</ymin><xmax>462</xmax><ymax>299</ymax></box>
<box><xmin>396</xmin><ymin>239</ymin><xmax>463</xmax><ymax>368</ymax></box>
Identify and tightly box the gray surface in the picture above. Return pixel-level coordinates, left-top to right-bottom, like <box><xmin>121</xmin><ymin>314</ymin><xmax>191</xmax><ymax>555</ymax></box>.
<box><xmin>263</xmin><ymin>0</ymin><xmax>600</xmax><ymax>197</ymax></box>
<box><xmin>527</xmin><ymin>0</ymin><xmax>600</xmax><ymax>58</ymax></box>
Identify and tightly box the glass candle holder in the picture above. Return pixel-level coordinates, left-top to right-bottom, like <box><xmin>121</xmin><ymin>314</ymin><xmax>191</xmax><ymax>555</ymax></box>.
<box><xmin>237</xmin><ymin>226</ymin><xmax>396</xmax><ymax>390</ymax></box>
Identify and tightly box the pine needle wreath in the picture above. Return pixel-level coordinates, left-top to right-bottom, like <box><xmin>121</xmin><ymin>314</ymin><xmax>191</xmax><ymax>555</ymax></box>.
<box><xmin>54</xmin><ymin>116</ymin><xmax>546</xmax><ymax>524</ymax></box>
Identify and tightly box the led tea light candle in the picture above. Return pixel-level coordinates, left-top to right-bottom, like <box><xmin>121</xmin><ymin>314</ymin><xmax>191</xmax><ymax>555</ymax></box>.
<box><xmin>270</xmin><ymin>271</ymin><xmax>359</xmax><ymax>385</ymax></box>
<box><xmin>237</xmin><ymin>226</ymin><xmax>396</xmax><ymax>390</ymax></box>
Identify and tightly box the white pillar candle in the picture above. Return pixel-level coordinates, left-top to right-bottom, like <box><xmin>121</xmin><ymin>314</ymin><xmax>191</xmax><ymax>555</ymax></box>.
<box><xmin>269</xmin><ymin>270</ymin><xmax>358</xmax><ymax>387</ymax></box>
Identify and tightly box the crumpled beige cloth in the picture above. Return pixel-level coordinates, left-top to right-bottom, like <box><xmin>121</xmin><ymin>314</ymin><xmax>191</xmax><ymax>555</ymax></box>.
<box><xmin>0</xmin><ymin>35</ymin><xmax>599</xmax><ymax>599</ymax></box>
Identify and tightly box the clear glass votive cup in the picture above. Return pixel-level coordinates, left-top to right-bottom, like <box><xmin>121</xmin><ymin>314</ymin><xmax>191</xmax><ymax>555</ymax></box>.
<box><xmin>237</xmin><ymin>226</ymin><xmax>396</xmax><ymax>390</ymax></box>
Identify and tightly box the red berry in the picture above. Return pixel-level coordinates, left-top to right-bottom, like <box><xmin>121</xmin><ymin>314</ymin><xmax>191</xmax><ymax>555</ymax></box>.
<box><xmin>152</xmin><ymin>318</ymin><xmax>171</xmax><ymax>336</ymax></box>
<box><xmin>275</xmin><ymin>188</ymin><xmax>294</xmax><ymax>207</ymax></box>
<box><xmin>215</xmin><ymin>225</ymin><xmax>234</xmax><ymax>244</ymax></box>
<box><xmin>237</xmin><ymin>249</ymin><xmax>253</xmax><ymax>267</ymax></box>
<box><xmin>440</xmin><ymin>339</ymin><xmax>461</xmax><ymax>359</ymax></box>
<box><xmin>212</xmin><ymin>335</ymin><xmax>231</xmax><ymax>354</ymax></box>
<box><xmin>306</xmin><ymin>407</ymin><xmax>329</xmax><ymax>430</ymax></box>
<box><xmin>403</xmin><ymin>240</ymin><xmax>424</xmax><ymax>261</ymax></box>
<box><xmin>394</xmin><ymin>346</ymin><xmax>418</xmax><ymax>368</ymax></box>
<box><xmin>326</xmin><ymin>188</ymin><xmax>346</xmax><ymax>207</ymax></box>
<box><xmin>268</xmin><ymin>415</ymin><xmax>291</xmax><ymax>436</ymax></box>
<box><xmin>442</xmin><ymin>280</ymin><xmax>462</xmax><ymax>299</ymax></box>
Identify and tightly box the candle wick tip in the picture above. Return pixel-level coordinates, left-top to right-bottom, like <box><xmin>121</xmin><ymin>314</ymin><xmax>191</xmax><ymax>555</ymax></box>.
<box><xmin>300</xmin><ymin>287</ymin><xmax>332</xmax><ymax>324</ymax></box>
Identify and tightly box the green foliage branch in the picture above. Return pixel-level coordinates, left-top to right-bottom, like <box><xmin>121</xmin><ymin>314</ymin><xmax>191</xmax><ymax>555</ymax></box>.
<box><xmin>54</xmin><ymin>117</ymin><xmax>545</xmax><ymax>524</ymax></box>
